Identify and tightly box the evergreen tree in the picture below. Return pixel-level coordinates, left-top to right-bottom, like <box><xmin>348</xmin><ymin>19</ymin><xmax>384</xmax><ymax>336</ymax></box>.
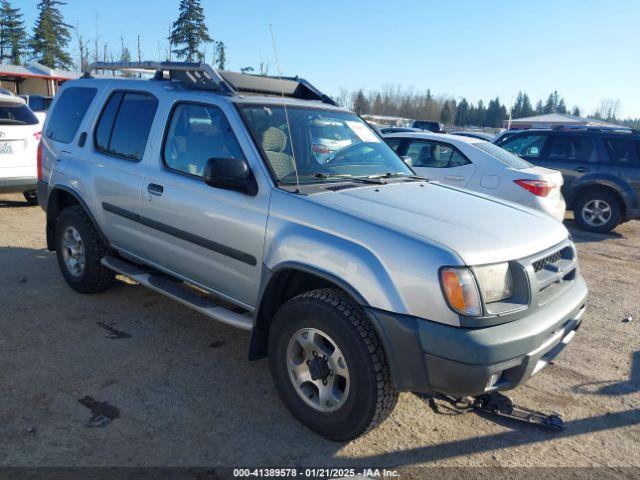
<box><xmin>440</xmin><ymin>100</ymin><xmax>451</xmax><ymax>124</ymax></box>
<box><xmin>214</xmin><ymin>40</ymin><xmax>226</xmax><ymax>69</ymax></box>
<box><xmin>30</xmin><ymin>0</ymin><xmax>72</xmax><ymax>69</ymax></box>
<box><xmin>572</xmin><ymin>106</ymin><xmax>581</xmax><ymax>117</ymax></box>
<box><xmin>0</xmin><ymin>0</ymin><xmax>27</xmax><ymax>64</ymax></box>
<box><xmin>169</xmin><ymin>0</ymin><xmax>212</xmax><ymax>62</ymax></box>
<box><xmin>456</xmin><ymin>98</ymin><xmax>470</xmax><ymax>126</ymax></box>
<box><xmin>372</xmin><ymin>93</ymin><xmax>383</xmax><ymax>114</ymax></box>
<box><xmin>521</xmin><ymin>93</ymin><xmax>534</xmax><ymax>117</ymax></box>
<box><xmin>512</xmin><ymin>91</ymin><xmax>524</xmax><ymax>118</ymax></box>
<box><xmin>557</xmin><ymin>98</ymin><xmax>567</xmax><ymax>114</ymax></box>
<box><xmin>352</xmin><ymin>89</ymin><xmax>369</xmax><ymax>115</ymax></box>
<box><xmin>535</xmin><ymin>100</ymin><xmax>544</xmax><ymax>115</ymax></box>
<box><xmin>475</xmin><ymin>100</ymin><xmax>487</xmax><ymax>126</ymax></box>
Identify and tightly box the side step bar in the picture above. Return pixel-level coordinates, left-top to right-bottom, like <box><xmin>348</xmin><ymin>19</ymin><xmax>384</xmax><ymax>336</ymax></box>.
<box><xmin>101</xmin><ymin>256</ymin><xmax>254</xmax><ymax>331</ymax></box>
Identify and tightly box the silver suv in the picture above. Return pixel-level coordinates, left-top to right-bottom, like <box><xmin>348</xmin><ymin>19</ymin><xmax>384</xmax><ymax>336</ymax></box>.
<box><xmin>37</xmin><ymin>62</ymin><xmax>588</xmax><ymax>441</ymax></box>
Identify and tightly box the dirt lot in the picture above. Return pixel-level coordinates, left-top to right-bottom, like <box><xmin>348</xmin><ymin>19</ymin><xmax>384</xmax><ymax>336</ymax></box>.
<box><xmin>1</xmin><ymin>193</ymin><xmax>639</xmax><ymax>474</ymax></box>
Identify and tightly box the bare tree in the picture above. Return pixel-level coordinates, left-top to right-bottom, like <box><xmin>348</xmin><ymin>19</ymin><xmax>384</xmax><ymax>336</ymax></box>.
<box><xmin>74</xmin><ymin>23</ymin><xmax>90</xmax><ymax>72</ymax></box>
<box><xmin>595</xmin><ymin>98</ymin><xmax>621</xmax><ymax>122</ymax></box>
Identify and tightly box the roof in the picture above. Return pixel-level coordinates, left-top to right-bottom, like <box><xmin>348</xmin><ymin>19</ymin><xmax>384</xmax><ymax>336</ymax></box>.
<box><xmin>382</xmin><ymin>131</ymin><xmax>486</xmax><ymax>144</ymax></box>
<box><xmin>509</xmin><ymin>112</ymin><xmax>624</xmax><ymax>128</ymax></box>
<box><xmin>0</xmin><ymin>62</ymin><xmax>81</xmax><ymax>81</ymax></box>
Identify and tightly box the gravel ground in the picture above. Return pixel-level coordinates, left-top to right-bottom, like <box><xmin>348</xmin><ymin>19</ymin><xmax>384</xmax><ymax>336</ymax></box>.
<box><xmin>0</xmin><ymin>193</ymin><xmax>638</xmax><ymax>474</ymax></box>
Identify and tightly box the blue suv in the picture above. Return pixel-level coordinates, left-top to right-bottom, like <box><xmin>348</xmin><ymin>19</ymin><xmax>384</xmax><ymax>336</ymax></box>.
<box><xmin>496</xmin><ymin>128</ymin><xmax>640</xmax><ymax>232</ymax></box>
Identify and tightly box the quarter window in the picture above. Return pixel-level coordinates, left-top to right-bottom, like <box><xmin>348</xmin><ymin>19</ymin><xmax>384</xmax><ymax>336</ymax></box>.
<box><xmin>95</xmin><ymin>91</ymin><xmax>158</xmax><ymax>161</ymax></box>
<box><xmin>405</xmin><ymin>140</ymin><xmax>470</xmax><ymax>168</ymax></box>
<box><xmin>384</xmin><ymin>138</ymin><xmax>402</xmax><ymax>152</ymax></box>
<box><xmin>45</xmin><ymin>87</ymin><xmax>97</xmax><ymax>143</ymax></box>
<box><xmin>163</xmin><ymin>103</ymin><xmax>244</xmax><ymax>177</ymax></box>
<box><xmin>502</xmin><ymin>133</ymin><xmax>548</xmax><ymax>158</ymax></box>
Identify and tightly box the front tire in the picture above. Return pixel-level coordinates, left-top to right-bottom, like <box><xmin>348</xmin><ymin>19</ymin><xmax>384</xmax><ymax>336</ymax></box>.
<box><xmin>268</xmin><ymin>288</ymin><xmax>398</xmax><ymax>441</ymax></box>
<box><xmin>574</xmin><ymin>191</ymin><xmax>622</xmax><ymax>233</ymax></box>
<box><xmin>55</xmin><ymin>205</ymin><xmax>114</xmax><ymax>294</ymax></box>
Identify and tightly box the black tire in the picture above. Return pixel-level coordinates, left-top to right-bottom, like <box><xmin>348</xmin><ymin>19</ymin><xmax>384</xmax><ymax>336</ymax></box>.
<box><xmin>268</xmin><ymin>288</ymin><xmax>398</xmax><ymax>441</ymax></box>
<box><xmin>573</xmin><ymin>191</ymin><xmax>622</xmax><ymax>233</ymax></box>
<box><xmin>55</xmin><ymin>205</ymin><xmax>114</xmax><ymax>294</ymax></box>
<box><xmin>23</xmin><ymin>190</ymin><xmax>38</xmax><ymax>206</ymax></box>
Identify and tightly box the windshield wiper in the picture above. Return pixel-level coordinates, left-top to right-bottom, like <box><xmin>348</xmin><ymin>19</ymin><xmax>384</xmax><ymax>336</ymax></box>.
<box><xmin>367</xmin><ymin>172</ymin><xmax>427</xmax><ymax>181</ymax></box>
<box><xmin>281</xmin><ymin>173</ymin><xmax>386</xmax><ymax>185</ymax></box>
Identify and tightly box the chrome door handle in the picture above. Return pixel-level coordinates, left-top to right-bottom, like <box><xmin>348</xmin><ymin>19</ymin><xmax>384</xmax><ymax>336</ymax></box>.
<box><xmin>147</xmin><ymin>183</ymin><xmax>164</xmax><ymax>196</ymax></box>
<box><xmin>445</xmin><ymin>175</ymin><xmax>465</xmax><ymax>181</ymax></box>
<box><xmin>575</xmin><ymin>167</ymin><xmax>589</xmax><ymax>173</ymax></box>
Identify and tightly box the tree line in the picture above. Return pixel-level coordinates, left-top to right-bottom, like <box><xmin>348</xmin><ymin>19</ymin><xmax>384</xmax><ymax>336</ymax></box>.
<box><xmin>0</xmin><ymin>0</ymin><xmax>227</xmax><ymax>71</ymax></box>
<box><xmin>339</xmin><ymin>86</ymin><xmax>635</xmax><ymax>128</ymax></box>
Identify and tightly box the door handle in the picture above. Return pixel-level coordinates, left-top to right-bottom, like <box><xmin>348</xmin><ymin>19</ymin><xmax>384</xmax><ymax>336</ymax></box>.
<box><xmin>147</xmin><ymin>183</ymin><xmax>164</xmax><ymax>196</ymax></box>
<box><xmin>445</xmin><ymin>175</ymin><xmax>465</xmax><ymax>181</ymax></box>
<box><xmin>575</xmin><ymin>167</ymin><xmax>589</xmax><ymax>173</ymax></box>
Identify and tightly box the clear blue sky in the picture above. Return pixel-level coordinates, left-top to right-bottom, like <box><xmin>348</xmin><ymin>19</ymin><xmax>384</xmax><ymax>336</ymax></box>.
<box><xmin>20</xmin><ymin>0</ymin><xmax>640</xmax><ymax>117</ymax></box>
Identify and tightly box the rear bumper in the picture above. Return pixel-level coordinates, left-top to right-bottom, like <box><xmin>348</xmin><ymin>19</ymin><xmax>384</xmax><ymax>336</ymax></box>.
<box><xmin>0</xmin><ymin>176</ymin><xmax>37</xmax><ymax>193</ymax></box>
<box><xmin>365</xmin><ymin>274</ymin><xmax>588</xmax><ymax>397</ymax></box>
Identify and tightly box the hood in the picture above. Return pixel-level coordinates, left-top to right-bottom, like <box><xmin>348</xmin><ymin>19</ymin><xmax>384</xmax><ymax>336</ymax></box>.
<box><xmin>308</xmin><ymin>181</ymin><xmax>569</xmax><ymax>265</ymax></box>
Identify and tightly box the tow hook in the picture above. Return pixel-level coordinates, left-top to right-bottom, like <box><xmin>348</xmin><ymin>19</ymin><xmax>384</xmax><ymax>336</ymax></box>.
<box><xmin>416</xmin><ymin>391</ymin><xmax>565</xmax><ymax>431</ymax></box>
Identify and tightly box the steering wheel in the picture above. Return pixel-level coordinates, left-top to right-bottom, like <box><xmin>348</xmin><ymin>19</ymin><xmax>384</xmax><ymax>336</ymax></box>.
<box><xmin>325</xmin><ymin>142</ymin><xmax>366</xmax><ymax>165</ymax></box>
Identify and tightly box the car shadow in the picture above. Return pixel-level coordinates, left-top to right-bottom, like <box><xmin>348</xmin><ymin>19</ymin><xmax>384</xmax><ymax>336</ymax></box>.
<box><xmin>571</xmin><ymin>351</ymin><xmax>640</xmax><ymax>396</ymax></box>
<box><xmin>564</xmin><ymin>220</ymin><xmax>623</xmax><ymax>243</ymax></box>
<box><xmin>0</xmin><ymin>198</ymin><xmax>32</xmax><ymax>208</ymax></box>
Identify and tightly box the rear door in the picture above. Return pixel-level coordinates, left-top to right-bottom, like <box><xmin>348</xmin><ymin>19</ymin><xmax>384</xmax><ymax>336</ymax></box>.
<box><xmin>539</xmin><ymin>133</ymin><xmax>598</xmax><ymax>197</ymax></box>
<box><xmin>602</xmin><ymin>136</ymin><xmax>640</xmax><ymax>207</ymax></box>
<box><xmin>88</xmin><ymin>89</ymin><xmax>159</xmax><ymax>256</ymax></box>
<box><xmin>399</xmin><ymin>138</ymin><xmax>475</xmax><ymax>186</ymax></box>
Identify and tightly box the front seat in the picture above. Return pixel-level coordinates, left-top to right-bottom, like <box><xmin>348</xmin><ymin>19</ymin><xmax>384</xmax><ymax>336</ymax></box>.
<box><xmin>262</xmin><ymin>127</ymin><xmax>295</xmax><ymax>178</ymax></box>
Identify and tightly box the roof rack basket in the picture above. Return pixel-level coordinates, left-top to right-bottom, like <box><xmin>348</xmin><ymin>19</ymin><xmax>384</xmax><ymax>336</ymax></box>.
<box><xmin>84</xmin><ymin>61</ymin><xmax>337</xmax><ymax>105</ymax></box>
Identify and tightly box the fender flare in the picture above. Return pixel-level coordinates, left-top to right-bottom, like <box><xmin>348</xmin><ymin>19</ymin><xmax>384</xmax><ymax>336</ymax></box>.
<box><xmin>46</xmin><ymin>185</ymin><xmax>109</xmax><ymax>250</ymax></box>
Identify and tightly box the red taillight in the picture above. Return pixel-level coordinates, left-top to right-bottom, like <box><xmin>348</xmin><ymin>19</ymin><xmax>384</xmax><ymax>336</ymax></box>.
<box><xmin>37</xmin><ymin>140</ymin><xmax>43</xmax><ymax>181</ymax></box>
<box><xmin>34</xmin><ymin>131</ymin><xmax>42</xmax><ymax>141</ymax></box>
<box><xmin>312</xmin><ymin>144</ymin><xmax>331</xmax><ymax>155</ymax></box>
<box><xmin>514</xmin><ymin>179</ymin><xmax>555</xmax><ymax>197</ymax></box>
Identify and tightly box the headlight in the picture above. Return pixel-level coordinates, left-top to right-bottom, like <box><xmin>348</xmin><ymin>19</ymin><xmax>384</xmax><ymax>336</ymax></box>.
<box><xmin>473</xmin><ymin>262</ymin><xmax>513</xmax><ymax>303</ymax></box>
<box><xmin>440</xmin><ymin>267</ymin><xmax>482</xmax><ymax>316</ymax></box>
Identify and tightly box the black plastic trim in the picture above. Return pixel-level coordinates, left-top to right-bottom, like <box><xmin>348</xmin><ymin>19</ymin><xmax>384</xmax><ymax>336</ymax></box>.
<box><xmin>101</xmin><ymin>202</ymin><xmax>257</xmax><ymax>266</ymax></box>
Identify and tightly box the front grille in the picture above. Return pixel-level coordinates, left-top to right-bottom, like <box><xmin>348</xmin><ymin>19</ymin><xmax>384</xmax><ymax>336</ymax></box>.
<box><xmin>533</xmin><ymin>250</ymin><xmax>563</xmax><ymax>272</ymax></box>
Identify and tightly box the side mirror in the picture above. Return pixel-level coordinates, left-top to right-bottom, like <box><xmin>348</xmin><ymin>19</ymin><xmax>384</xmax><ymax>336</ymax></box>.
<box><xmin>203</xmin><ymin>157</ymin><xmax>258</xmax><ymax>196</ymax></box>
<box><xmin>401</xmin><ymin>155</ymin><xmax>413</xmax><ymax>167</ymax></box>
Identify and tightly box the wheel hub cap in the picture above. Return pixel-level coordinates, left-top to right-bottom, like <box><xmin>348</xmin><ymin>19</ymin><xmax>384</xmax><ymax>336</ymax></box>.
<box><xmin>582</xmin><ymin>199</ymin><xmax>611</xmax><ymax>226</ymax></box>
<box><xmin>61</xmin><ymin>226</ymin><xmax>86</xmax><ymax>277</ymax></box>
<box><xmin>286</xmin><ymin>328</ymin><xmax>350</xmax><ymax>412</ymax></box>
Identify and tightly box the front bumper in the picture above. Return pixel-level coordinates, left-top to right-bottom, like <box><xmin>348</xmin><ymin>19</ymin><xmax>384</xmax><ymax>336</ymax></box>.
<box><xmin>365</xmin><ymin>274</ymin><xmax>588</xmax><ymax>397</ymax></box>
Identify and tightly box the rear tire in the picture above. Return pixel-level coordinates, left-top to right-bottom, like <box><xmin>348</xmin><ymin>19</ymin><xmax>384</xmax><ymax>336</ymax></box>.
<box><xmin>23</xmin><ymin>190</ymin><xmax>38</xmax><ymax>206</ymax></box>
<box><xmin>573</xmin><ymin>191</ymin><xmax>622</xmax><ymax>233</ymax></box>
<box><xmin>55</xmin><ymin>205</ymin><xmax>114</xmax><ymax>294</ymax></box>
<box><xmin>268</xmin><ymin>288</ymin><xmax>398</xmax><ymax>441</ymax></box>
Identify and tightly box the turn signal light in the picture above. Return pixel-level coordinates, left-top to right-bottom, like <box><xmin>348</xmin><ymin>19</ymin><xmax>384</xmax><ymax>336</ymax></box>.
<box><xmin>440</xmin><ymin>267</ymin><xmax>482</xmax><ymax>316</ymax></box>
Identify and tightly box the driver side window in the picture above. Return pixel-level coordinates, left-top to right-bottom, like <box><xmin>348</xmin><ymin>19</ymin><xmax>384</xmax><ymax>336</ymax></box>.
<box><xmin>163</xmin><ymin>103</ymin><xmax>244</xmax><ymax>177</ymax></box>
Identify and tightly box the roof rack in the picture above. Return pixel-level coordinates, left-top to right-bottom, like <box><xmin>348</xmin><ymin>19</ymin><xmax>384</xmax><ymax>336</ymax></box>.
<box><xmin>84</xmin><ymin>61</ymin><xmax>337</xmax><ymax>105</ymax></box>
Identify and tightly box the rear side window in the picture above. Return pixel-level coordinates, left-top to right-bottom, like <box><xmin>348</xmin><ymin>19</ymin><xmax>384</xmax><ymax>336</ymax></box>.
<box><xmin>405</xmin><ymin>140</ymin><xmax>470</xmax><ymax>168</ymax></box>
<box><xmin>45</xmin><ymin>87</ymin><xmax>96</xmax><ymax>143</ymax></box>
<box><xmin>501</xmin><ymin>133</ymin><xmax>548</xmax><ymax>158</ymax></box>
<box><xmin>94</xmin><ymin>91</ymin><xmax>158</xmax><ymax>161</ymax></box>
<box><xmin>545</xmin><ymin>135</ymin><xmax>596</xmax><ymax>163</ymax></box>
<box><xmin>604</xmin><ymin>138</ymin><xmax>638</xmax><ymax>165</ymax></box>
<box><xmin>0</xmin><ymin>102</ymin><xmax>39</xmax><ymax>125</ymax></box>
<box><xmin>384</xmin><ymin>138</ymin><xmax>402</xmax><ymax>152</ymax></box>
<box><xmin>163</xmin><ymin>103</ymin><xmax>244</xmax><ymax>177</ymax></box>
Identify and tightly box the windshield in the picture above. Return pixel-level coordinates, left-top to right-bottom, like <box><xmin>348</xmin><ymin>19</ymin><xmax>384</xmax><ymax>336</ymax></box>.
<box><xmin>0</xmin><ymin>103</ymin><xmax>39</xmax><ymax>125</ymax></box>
<box><xmin>472</xmin><ymin>141</ymin><xmax>533</xmax><ymax>169</ymax></box>
<box><xmin>240</xmin><ymin>105</ymin><xmax>414</xmax><ymax>184</ymax></box>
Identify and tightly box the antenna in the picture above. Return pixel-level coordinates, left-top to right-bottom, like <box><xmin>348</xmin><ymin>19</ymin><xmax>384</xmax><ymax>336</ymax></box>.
<box><xmin>269</xmin><ymin>24</ymin><xmax>300</xmax><ymax>194</ymax></box>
